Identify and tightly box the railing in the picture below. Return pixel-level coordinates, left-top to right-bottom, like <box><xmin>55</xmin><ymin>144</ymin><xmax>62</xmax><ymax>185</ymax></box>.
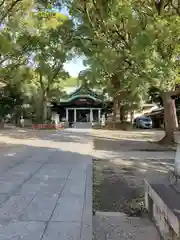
<box><xmin>169</xmin><ymin>131</ymin><xmax>180</xmax><ymax>191</ymax></box>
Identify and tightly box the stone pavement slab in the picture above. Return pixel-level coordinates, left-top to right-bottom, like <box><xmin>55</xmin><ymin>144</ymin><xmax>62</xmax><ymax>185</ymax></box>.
<box><xmin>0</xmin><ymin>127</ymin><xmax>92</xmax><ymax>240</ymax></box>
<box><xmin>51</xmin><ymin>194</ymin><xmax>84</xmax><ymax>222</ymax></box>
<box><xmin>61</xmin><ymin>179</ymin><xmax>86</xmax><ymax>197</ymax></box>
<box><xmin>0</xmin><ymin>220</ymin><xmax>46</xmax><ymax>240</ymax></box>
<box><xmin>33</xmin><ymin>164</ymin><xmax>71</xmax><ymax>180</ymax></box>
<box><xmin>6</xmin><ymin>162</ymin><xmax>43</xmax><ymax>178</ymax></box>
<box><xmin>81</xmin><ymin>224</ymin><xmax>92</xmax><ymax>240</ymax></box>
<box><xmin>0</xmin><ymin>194</ymin><xmax>35</xmax><ymax>220</ymax></box>
<box><xmin>42</xmin><ymin>222</ymin><xmax>81</xmax><ymax>240</ymax></box>
<box><xmin>16</xmin><ymin>178</ymin><xmax>66</xmax><ymax>196</ymax></box>
<box><xmin>0</xmin><ymin>146</ymin><xmax>37</xmax><ymax>173</ymax></box>
<box><xmin>20</xmin><ymin>193</ymin><xmax>59</xmax><ymax>221</ymax></box>
<box><xmin>81</xmin><ymin>163</ymin><xmax>92</xmax><ymax>240</ymax></box>
<box><xmin>0</xmin><ymin>195</ymin><xmax>7</xmax><ymax>205</ymax></box>
<box><xmin>0</xmin><ymin>179</ymin><xmax>22</xmax><ymax>194</ymax></box>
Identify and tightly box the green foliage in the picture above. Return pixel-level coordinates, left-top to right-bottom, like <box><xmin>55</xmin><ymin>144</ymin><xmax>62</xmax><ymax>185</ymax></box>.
<box><xmin>0</xmin><ymin>0</ymin><xmax>74</xmax><ymax>121</ymax></box>
<box><xmin>148</xmin><ymin>87</ymin><xmax>163</xmax><ymax>107</ymax></box>
<box><xmin>61</xmin><ymin>77</ymin><xmax>81</xmax><ymax>87</ymax></box>
<box><xmin>25</xmin><ymin>12</ymin><xmax>73</xmax><ymax>103</ymax></box>
<box><xmin>67</xmin><ymin>0</ymin><xmax>180</xmax><ymax>109</ymax></box>
<box><xmin>0</xmin><ymin>84</ymin><xmax>23</xmax><ymax>118</ymax></box>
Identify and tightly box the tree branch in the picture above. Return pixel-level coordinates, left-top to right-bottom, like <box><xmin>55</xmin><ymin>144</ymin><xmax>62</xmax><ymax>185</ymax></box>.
<box><xmin>0</xmin><ymin>0</ymin><xmax>23</xmax><ymax>24</ymax></box>
<box><xmin>82</xmin><ymin>0</ymin><xmax>96</xmax><ymax>31</ymax></box>
<box><xmin>52</xmin><ymin>64</ymin><xmax>62</xmax><ymax>80</ymax></box>
<box><xmin>170</xmin><ymin>0</ymin><xmax>180</xmax><ymax>15</ymax></box>
<box><xmin>0</xmin><ymin>56</ymin><xmax>10</xmax><ymax>66</ymax></box>
<box><xmin>39</xmin><ymin>71</ymin><xmax>44</xmax><ymax>91</ymax></box>
<box><xmin>170</xmin><ymin>88</ymin><xmax>180</xmax><ymax>97</ymax></box>
<box><xmin>0</xmin><ymin>0</ymin><xmax>5</xmax><ymax>8</ymax></box>
<box><xmin>46</xmin><ymin>62</ymin><xmax>63</xmax><ymax>93</ymax></box>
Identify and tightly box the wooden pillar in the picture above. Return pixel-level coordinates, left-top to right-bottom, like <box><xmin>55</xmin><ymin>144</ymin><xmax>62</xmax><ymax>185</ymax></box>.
<box><xmin>98</xmin><ymin>109</ymin><xmax>101</xmax><ymax>122</ymax></box>
<box><xmin>66</xmin><ymin>108</ymin><xmax>69</xmax><ymax>122</ymax></box>
<box><xmin>90</xmin><ymin>109</ymin><xmax>93</xmax><ymax>122</ymax></box>
<box><xmin>74</xmin><ymin>108</ymin><xmax>76</xmax><ymax>122</ymax></box>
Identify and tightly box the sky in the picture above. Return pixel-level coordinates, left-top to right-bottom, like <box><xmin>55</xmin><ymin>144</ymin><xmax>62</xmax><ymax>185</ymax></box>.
<box><xmin>55</xmin><ymin>7</ymin><xmax>86</xmax><ymax>78</ymax></box>
<box><xmin>63</xmin><ymin>57</ymin><xmax>87</xmax><ymax>78</ymax></box>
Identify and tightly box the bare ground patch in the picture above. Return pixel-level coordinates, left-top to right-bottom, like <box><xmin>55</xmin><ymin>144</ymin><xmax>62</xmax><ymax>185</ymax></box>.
<box><xmin>92</xmin><ymin>130</ymin><xmax>169</xmax><ymax>239</ymax></box>
<box><xmin>93</xmin><ymin>157</ymin><xmax>169</xmax><ymax>216</ymax></box>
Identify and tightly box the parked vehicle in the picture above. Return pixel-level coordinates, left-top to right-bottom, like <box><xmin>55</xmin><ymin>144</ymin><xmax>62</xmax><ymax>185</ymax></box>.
<box><xmin>134</xmin><ymin>116</ymin><xmax>153</xmax><ymax>129</ymax></box>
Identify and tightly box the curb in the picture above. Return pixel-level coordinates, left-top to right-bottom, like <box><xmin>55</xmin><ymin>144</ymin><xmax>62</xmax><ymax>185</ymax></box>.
<box><xmin>95</xmin><ymin>211</ymin><xmax>126</xmax><ymax>217</ymax></box>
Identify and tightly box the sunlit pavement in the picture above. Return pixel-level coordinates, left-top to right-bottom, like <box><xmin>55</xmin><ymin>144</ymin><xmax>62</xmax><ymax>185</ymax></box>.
<box><xmin>0</xmin><ymin>126</ymin><xmax>92</xmax><ymax>240</ymax></box>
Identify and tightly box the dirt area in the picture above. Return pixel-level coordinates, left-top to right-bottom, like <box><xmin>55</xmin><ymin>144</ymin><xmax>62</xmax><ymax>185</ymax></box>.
<box><xmin>93</xmin><ymin>157</ymin><xmax>169</xmax><ymax>215</ymax></box>
<box><xmin>93</xmin><ymin>213</ymin><xmax>161</xmax><ymax>240</ymax></box>
<box><xmin>93</xmin><ymin>158</ymin><xmax>143</xmax><ymax>214</ymax></box>
<box><xmin>92</xmin><ymin>129</ymin><xmax>175</xmax><ymax>239</ymax></box>
<box><xmin>93</xmin><ymin>129</ymin><xmax>176</xmax><ymax>151</ymax></box>
<box><xmin>93</xmin><ymin>129</ymin><xmax>175</xmax><ymax>215</ymax></box>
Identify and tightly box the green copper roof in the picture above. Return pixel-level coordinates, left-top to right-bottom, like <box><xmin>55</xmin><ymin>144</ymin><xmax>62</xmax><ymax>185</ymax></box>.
<box><xmin>61</xmin><ymin>94</ymin><xmax>101</xmax><ymax>103</ymax></box>
<box><xmin>60</xmin><ymin>85</ymin><xmax>102</xmax><ymax>103</ymax></box>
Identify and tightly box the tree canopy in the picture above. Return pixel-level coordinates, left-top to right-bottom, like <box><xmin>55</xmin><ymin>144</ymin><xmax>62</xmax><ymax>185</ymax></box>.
<box><xmin>0</xmin><ymin>0</ymin><xmax>74</xmax><ymax>122</ymax></box>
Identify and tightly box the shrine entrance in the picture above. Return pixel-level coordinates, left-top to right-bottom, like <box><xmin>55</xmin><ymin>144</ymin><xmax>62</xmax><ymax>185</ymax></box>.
<box><xmin>65</xmin><ymin>108</ymin><xmax>101</xmax><ymax>123</ymax></box>
<box><xmin>51</xmin><ymin>85</ymin><xmax>104</xmax><ymax>123</ymax></box>
<box><xmin>76</xmin><ymin>109</ymin><xmax>90</xmax><ymax>122</ymax></box>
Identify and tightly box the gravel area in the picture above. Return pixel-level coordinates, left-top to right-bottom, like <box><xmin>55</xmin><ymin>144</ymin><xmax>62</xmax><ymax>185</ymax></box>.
<box><xmin>93</xmin><ymin>213</ymin><xmax>160</xmax><ymax>240</ymax></box>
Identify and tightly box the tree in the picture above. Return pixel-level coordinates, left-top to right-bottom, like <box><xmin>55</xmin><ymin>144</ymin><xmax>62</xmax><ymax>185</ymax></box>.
<box><xmin>19</xmin><ymin>12</ymin><xmax>74</xmax><ymax>121</ymax></box>
<box><xmin>67</xmin><ymin>0</ymin><xmax>180</xmax><ymax>143</ymax></box>
<box><xmin>68</xmin><ymin>0</ymin><xmax>152</xmax><ymax>121</ymax></box>
<box><xmin>0</xmin><ymin>0</ymin><xmax>75</xmax><ymax>123</ymax></box>
<box><xmin>143</xmin><ymin>1</ymin><xmax>180</xmax><ymax>143</ymax></box>
<box><xmin>0</xmin><ymin>84</ymin><xmax>23</xmax><ymax>122</ymax></box>
<box><xmin>148</xmin><ymin>87</ymin><xmax>163</xmax><ymax>107</ymax></box>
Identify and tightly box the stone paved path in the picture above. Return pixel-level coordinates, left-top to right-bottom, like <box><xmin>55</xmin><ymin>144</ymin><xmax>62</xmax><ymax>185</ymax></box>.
<box><xmin>0</xmin><ymin>127</ymin><xmax>92</xmax><ymax>239</ymax></box>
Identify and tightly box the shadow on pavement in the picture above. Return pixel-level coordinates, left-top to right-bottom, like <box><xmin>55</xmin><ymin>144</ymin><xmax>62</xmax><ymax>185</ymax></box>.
<box><xmin>0</xmin><ymin>141</ymin><xmax>92</xmax><ymax>240</ymax></box>
<box><xmin>0</xmin><ymin>127</ymin><xmax>92</xmax><ymax>144</ymax></box>
<box><xmin>0</xmin><ymin>142</ymin><xmax>92</xmax><ymax>174</ymax></box>
<box><xmin>93</xmin><ymin>136</ymin><xmax>176</xmax><ymax>152</ymax></box>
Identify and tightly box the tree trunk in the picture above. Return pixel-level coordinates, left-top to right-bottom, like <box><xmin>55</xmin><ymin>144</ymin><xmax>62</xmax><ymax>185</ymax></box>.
<box><xmin>111</xmin><ymin>74</ymin><xmax>121</xmax><ymax>122</ymax></box>
<box><xmin>159</xmin><ymin>92</ymin><xmax>178</xmax><ymax>144</ymax></box>
<box><xmin>40</xmin><ymin>91</ymin><xmax>48</xmax><ymax>123</ymax></box>
<box><xmin>43</xmin><ymin>101</ymin><xmax>47</xmax><ymax>122</ymax></box>
<box><xmin>112</xmin><ymin>95</ymin><xmax>120</xmax><ymax>121</ymax></box>
<box><xmin>0</xmin><ymin>118</ymin><xmax>4</xmax><ymax>128</ymax></box>
<box><xmin>43</xmin><ymin>98</ymin><xmax>47</xmax><ymax>123</ymax></box>
<box><xmin>39</xmin><ymin>72</ymin><xmax>47</xmax><ymax>123</ymax></box>
<box><xmin>120</xmin><ymin>105</ymin><xmax>126</xmax><ymax>122</ymax></box>
<box><xmin>130</xmin><ymin>111</ymin><xmax>134</xmax><ymax>124</ymax></box>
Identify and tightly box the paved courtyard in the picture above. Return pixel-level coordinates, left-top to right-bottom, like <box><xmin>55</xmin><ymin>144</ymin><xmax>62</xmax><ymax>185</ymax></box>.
<box><xmin>0</xmin><ymin>126</ymin><xmax>92</xmax><ymax>239</ymax></box>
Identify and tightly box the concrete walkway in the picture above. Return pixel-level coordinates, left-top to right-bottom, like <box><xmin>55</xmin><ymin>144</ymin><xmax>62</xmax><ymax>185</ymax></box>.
<box><xmin>0</xmin><ymin>127</ymin><xmax>92</xmax><ymax>239</ymax></box>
